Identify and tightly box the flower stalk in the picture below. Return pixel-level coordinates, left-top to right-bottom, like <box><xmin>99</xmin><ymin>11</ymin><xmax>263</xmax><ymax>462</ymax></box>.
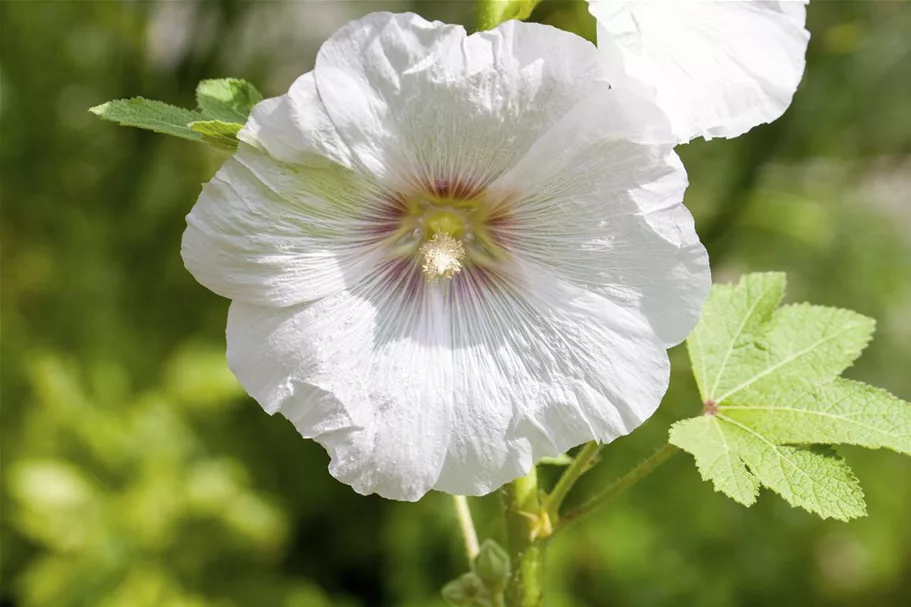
<box><xmin>545</xmin><ymin>441</ymin><xmax>602</xmax><ymax>523</ymax></box>
<box><xmin>452</xmin><ymin>495</ymin><xmax>480</xmax><ymax>563</ymax></box>
<box><xmin>502</xmin><ymin>467</ymin><xmax>544</xmax><ymax>607</ymax></box>
<box><xmin>555</xmin><ymin>444</ymin><xmax>679</xmax><ymax>535</ymax></box>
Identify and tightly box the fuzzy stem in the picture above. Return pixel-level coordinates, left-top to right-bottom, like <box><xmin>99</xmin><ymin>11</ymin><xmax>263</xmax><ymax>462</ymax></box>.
<box><xmin>555</xmin><ymin>444</ymin><xmax>679</xmax><ymax>535</ymax></box>
<box><xmin>545</xmin><ymin>441</ymin><xmax>602</xmax><ymax>523</ymax></box>
<box><xmin>502</xmin><ymin>468</ymin><xmax>543</xmax><ymax>607</ymax></box>
<box><xmin>452</xmin><ymin>495</ymin><xmax>480</xmax><ymax>563</ymax></box>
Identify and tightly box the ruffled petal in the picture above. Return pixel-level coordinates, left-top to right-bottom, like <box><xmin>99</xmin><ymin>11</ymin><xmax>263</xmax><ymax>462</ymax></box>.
<box><xmin>589</xmin><ymin>0</ymin><xmax>810</xmax><ymax>141</ymax></box>
<box><xmin>313</xmin><ymin>12</ymin><xmax>602</xmax><ymax>189</ymax></box>
<box><xmin>434</xmin><ymin>261</ymin><xmax>670</xmax><ymax>495</ymax></box>
<box><xmin>491</xmin><ymin>87</ymin><xmax>711</xmax><ymax>346</ymax></box>
<box><xmin>225</xmin><ymin>265</ymin><xmax>456</xmax><ymax>501</ymax></box>
<box><xmin>182</xmin><ymin>145</ymin><xmax>393</xmax><ymax>307</ymax></box>
<box><xmin>226</xmin><ymin>257</ymin><xmax>669</xmax><ymax>500</ymax></box>
<box><xmin>238</xmin><ymin>72</ymin><xmax>355</xmax><ymax>169</ymax></box>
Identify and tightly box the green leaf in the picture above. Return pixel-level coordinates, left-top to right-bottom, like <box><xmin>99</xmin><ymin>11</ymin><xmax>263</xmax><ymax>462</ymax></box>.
<box><xmin>195</xmin><ymin>78</ymin><xmax>262</xmax><ymax>124</ymax></box>
<box><xmin>669</xmin><ymin>417</ymin><xmax>759</xmax><ymax>507</ymax></box>
<box><xmin>89</xmin><ymin>98</ymin><xmax>202</xmax><ymax>141</ymax></box>
<box><xmin>674</xmin><ymin>273</ymin><xmax>910</xmax><ymax>520</ymax></box>
<box><xmin>477</xmin><ymin>0</ymin><xmax>542</xmax><ymax>29</ymax></box>
<box><xmin>505</xmin><ymin>0</ymin><xmax>544</xmax><ymax>21</ymax></box>
<box><xmin>728</xmin><ymin>379</ymin><xmax>911</xmax><ymax>454</ymax></box>
<box><xmin>91</xmin><ymin>78</ymin><xmax>261</xmax><ymax>147</ymax></box>
<box><xmin>672</xmin><ymin>418</ymin><xmax>865</xmax><ymax>520</ymax></box>
<box><xmin>714</xmin><ymin>303</ymin><xmax>875</xmax><ymax>404</ymax></box>
<box><xmin>188</xmin><ymin>120</ymin><xmax>243</xmax><ymax>150</ymax></box>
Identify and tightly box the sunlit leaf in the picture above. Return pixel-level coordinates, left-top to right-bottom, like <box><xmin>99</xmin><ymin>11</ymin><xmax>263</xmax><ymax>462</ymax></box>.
<box><xmin>195</xmin><ymin>78</ymin><xmax>263</xmax><ymax>124</ymax></box>
<box><xmin>91</xmin><ymin>78</ymin><xmax>261</xmax><ymax>147</ymax></box>
<box><xmin>188</xmin><ymin>120</ymin><xmax>243</xmax><ymax>149</ymax></box>
<box><xmin>673</xmin><ymin>273</ymin><xmax>911</xmax><ymax>520</ymax></box>
<box><xmin>90</xmin><ymin>98</ymin><xmax>201</xmax><ymax>141</ymax></box>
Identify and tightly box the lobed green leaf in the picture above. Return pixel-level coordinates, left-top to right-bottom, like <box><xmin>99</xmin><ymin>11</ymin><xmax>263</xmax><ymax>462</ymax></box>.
<box><xmin>675</xmin><ymin>273</ymin><xmax>910</xmax><ymax>520</ymax></box>
<box><xmin>669</xmin><ymin>416</ymin><xmax>759</xmax><ymax>507</ymax></box>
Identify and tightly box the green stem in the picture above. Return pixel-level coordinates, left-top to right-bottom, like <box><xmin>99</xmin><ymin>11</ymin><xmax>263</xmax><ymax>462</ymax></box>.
<box><xmin>476</xmin><ymin>0</ymin><xmax>506</xmax><ymax>31</ymax></box>
<box><xmin>545</xmin><ymin>441</ymin><xmax>602</xmax><ymax>523</ymax></box>
<box><xmin>451</xmin><ymin>495</ymin><xmax>480</xmax><ymax>563</ymax></box>
<box><xmin>554</xmin><ymin>444</ymin><xmax>679</xmax><ymax>535</ymax></box>
<box><xmin>502</xmin><ymin>467</ymin><xmax>544</xmax><ymax>607</ymax></box>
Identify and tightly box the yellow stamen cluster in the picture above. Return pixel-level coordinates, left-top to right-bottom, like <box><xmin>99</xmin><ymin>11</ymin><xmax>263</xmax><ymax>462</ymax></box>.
<box><xmin>420</xmin><ymin>233</ymin><xmax>466</xmax><ymax>280</ymax></box>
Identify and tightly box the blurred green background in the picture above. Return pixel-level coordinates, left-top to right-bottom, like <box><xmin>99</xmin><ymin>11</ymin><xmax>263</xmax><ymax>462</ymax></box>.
<box><xmin>2</xmin><ymin>1</ymin><xmax>910</xmax><ymax>606</ymax></box>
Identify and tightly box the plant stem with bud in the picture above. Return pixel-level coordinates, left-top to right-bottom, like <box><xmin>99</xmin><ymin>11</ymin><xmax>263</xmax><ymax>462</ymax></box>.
<box><xmin>502</xmin><ymin>468</ymin><xmax>544</xmax><ymax>607</ymax></box>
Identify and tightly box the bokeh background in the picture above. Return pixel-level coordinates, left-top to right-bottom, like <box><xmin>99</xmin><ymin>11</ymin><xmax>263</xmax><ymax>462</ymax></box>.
<box><xmin>2</xmin><ymin>1</ymin><xmax>910</xmax><ymax>606</ymax></box>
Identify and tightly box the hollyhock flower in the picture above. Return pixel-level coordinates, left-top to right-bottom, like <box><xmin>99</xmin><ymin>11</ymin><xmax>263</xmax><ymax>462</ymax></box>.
<box><xmin>181</xmin><ymin>12</ymin><xmax>710</xmax><ymax>501</ymax></box>
<box><xmin>588</xmin><ymin>0</ymin><xmax>810</xmax><ymax>142</ymax></box>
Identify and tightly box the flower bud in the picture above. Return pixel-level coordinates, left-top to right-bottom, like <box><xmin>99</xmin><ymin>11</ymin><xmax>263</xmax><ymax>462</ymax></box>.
<box><xmin>441</xmin><ymin>572</ymin><xmax>485</xmax><ymax>606</ymax></box>
<box><xmin>474</xmin><ymin>539</ymin><xmax>511</xmax><ymax>594</ymax></box>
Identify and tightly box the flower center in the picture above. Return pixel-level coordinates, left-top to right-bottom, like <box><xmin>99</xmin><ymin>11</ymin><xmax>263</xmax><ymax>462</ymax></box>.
<box><xmin>420</xmin><ymin>233</ymin><xmax>465</xmax><ymax>280</ymax></box>
<box><xmin>392</xmin><ymin>187</ymin><xmax>511</xmax><ymax>282</ymax></box>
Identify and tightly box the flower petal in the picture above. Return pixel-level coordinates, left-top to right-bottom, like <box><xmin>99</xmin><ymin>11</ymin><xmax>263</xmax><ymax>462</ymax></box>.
<box><xmin>226</xmin><ymin>266</ymin><xmax>456</xmax><ymax>502</ymax></box>
<box><xmin>313</xmin><ymin>12</ymin><xmax>602</xmax><ymax>189</ymax></box>
<box><xmin>434</xmin><ymin>262</ymin><xmax>671</xmax><ymax>495</ymax></box>
<box><xmin>182</xmin><ymin>146</ymin><xmax>392</xmax><ymax>307</ymax></box>
<box><xmin>491</xmin><ymin>87</ymin><xmax>711</xmax><ymax>346</ymax></box>
<box><xmin>226</xmin><ymin>257</ymin><xmax>669</xmax><ymax>500</ymax></box>
<box><xmin>238</xmin><ymin>72</ymin><xmax>355</xmax><ymax>169</ymax></box>
<box><xmin>589</xmin><ymin>0</ymin><xmax>810</xmax><ymax>141</ymax></box>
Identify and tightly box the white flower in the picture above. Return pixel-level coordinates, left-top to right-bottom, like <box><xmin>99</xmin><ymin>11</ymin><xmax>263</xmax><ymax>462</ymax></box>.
<box><xmin>181</xmin><ymin>12</ymin><xmax>710</xmax><ymax>501</ymax></box>
<box><xmin>588</xmin><ymin>0</ymin><xmax>810</xmax><ymax>142</ymax></box>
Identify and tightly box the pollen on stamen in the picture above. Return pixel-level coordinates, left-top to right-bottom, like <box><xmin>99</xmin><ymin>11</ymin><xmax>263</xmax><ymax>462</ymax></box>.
<box><xmin>420</xmin><ymin>233</ymin><xmax>465</xmax><ymax>280</ymax></box>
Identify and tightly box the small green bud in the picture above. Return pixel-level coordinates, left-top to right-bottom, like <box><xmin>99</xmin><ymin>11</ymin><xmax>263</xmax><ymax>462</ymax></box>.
<box><xmin>441</xmin><ymin>572</ymin><xmax>485</xmax><ymax>606</ymax></box>
<box><xmin>474</xmin><ymin>539</ymin><xmax>511</xmax><ymax>594</ymax></box>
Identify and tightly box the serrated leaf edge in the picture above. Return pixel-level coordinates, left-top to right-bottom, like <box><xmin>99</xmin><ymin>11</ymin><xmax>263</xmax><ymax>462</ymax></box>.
<box><xmin>669</xmin><ymin>417</ymin><xmax>759</xmax><ymax>507</ymax></box>
<box><xmin>718</xmin><ymin>414</ymin><xmax>867</xmax><ymax>521</ymax></box>
<box><xmin>89</xmin><ymin>97</ymin><xmax>202</xmax><ymax>137</ymax></box>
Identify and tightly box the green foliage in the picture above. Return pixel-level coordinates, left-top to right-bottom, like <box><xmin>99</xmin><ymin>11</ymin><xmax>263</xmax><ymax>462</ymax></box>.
<box><xmin>90</xmin><ymin>78</ymin><xmax>261</xmax><ymax>148</ymax></box>
<box><xmin>474</xmin><ymin>540</ymin><xmax>511</xmax><ymax>595</ymax></box>
<box><xmin>476</xmin><ymin>0</ymin><xmax>543</xmax><ymax>30</ymax></box>
<box><xmin>442</xmin><ymin>573</ymin><xmax>487</xmax><ymax>606</ymax></box>
<box><xmin>497</xmin><ymin>0</ymin><xmax>543</xmax><ymax>22</ymax></box>
<box><xmin>537</xmin><ymin>454</ymin><xmax>573</xmax><ymax>466</ymax></box>
<box><xmin>3</xmin><ymin>353</ymin><xmax>332</xmax><ymax>606</ymax></box>
<box><xmin>441</xmin><ymin>539</ymin><xmax>511</xmax><ymax>606</ymax></box>
<box><xmin>672</xmin><ymin>274</ymin><xmax>911</xmax><ymax>520</ymax></box>
<box><xmin>89</xmin><ymin>98</ymin><xmax>203</xmax><ymax>141</ymax></box>
<box><xmin>195</xmin><ymin>78</ymin><xmax>264</xmax><ymax>123</ymax></box>
<box><xmin>5</xmin><ymin>1</ymin><xmax>911</xmax><ymax>606</ymax></box>
<box><xmin>189</xmin><ymin>120</ymin><xmax>244</xmax><ymax>149</ymax></box>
